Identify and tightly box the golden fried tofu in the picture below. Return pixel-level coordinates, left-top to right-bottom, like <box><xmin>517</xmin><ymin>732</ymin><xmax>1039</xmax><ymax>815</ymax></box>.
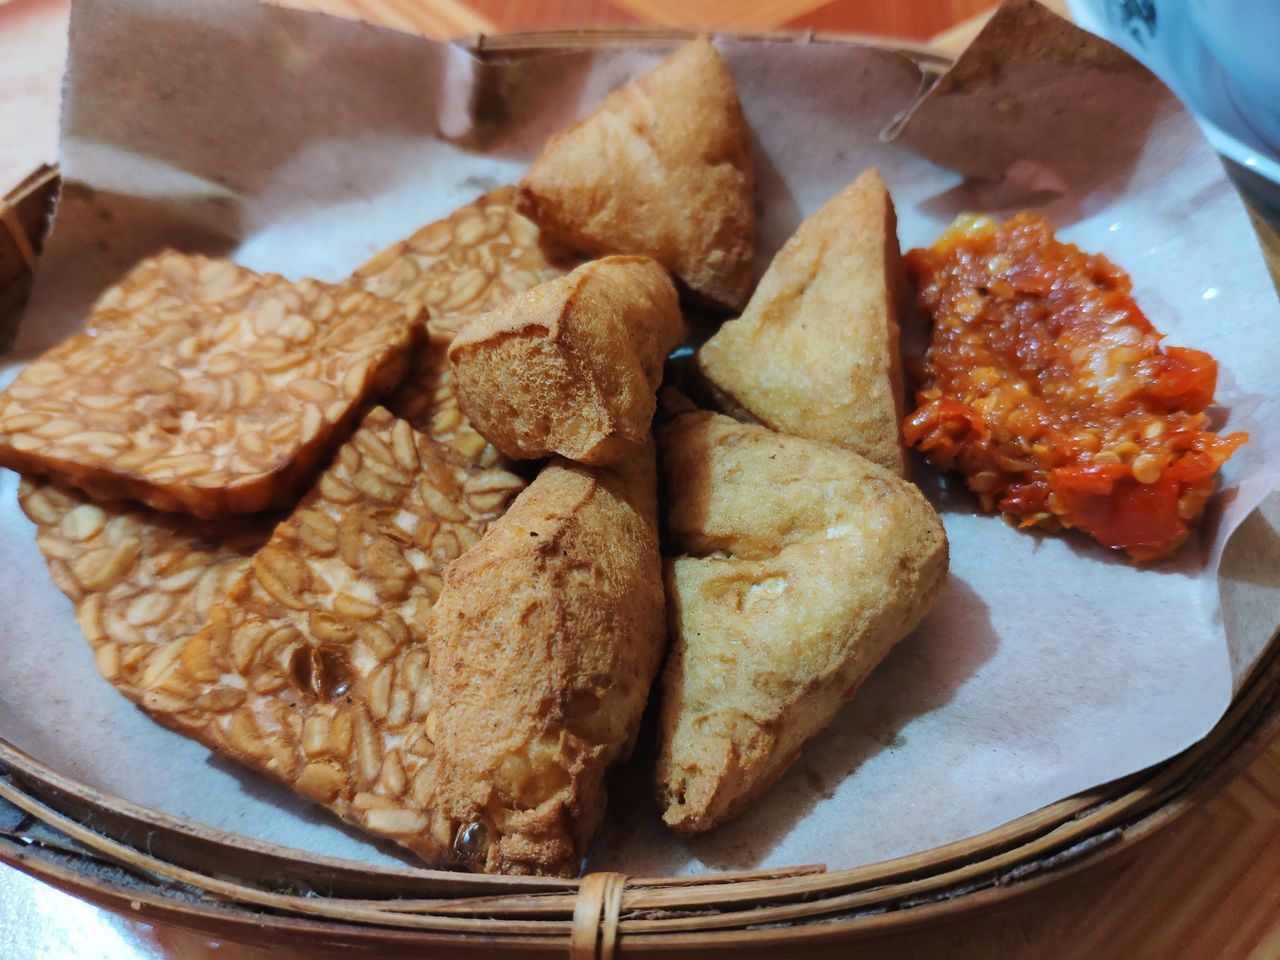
<box><xmin>697</xmin><ymin>170</ymin><xmax>909</xmax><ymax>475</ymax></box>
<box><xmin>139</xmin><ymin>407</ymin><xmax>526</xmax><ymax>866</ymax></box>
<box><xmin>351</xmin><ymin>187</ymin><xmax>572</xmax><ymax>467</ymax></box>
<box><xmin>448</xmin><ymin>257</ymin><xmax>684</xmax><ymax>466</ymax></box>
<box><xmin>0</xmin><ymin>252</ymin><xmax>420</xmax><ymax>517</ymax></box>
<box><xmin>426</xmin><ymin>445</ymin><xmax>666</xmax><ymax>876</ymax></box>
<box><xmin>656</xmin><ymin>406</ymin><xmax>947</xmax><ymax>835</ymax></box>
<box><xmin>519</xmin><ymin>38</ymin><xmax>755</xmax><ymax>312</ymax></box>
<box><xmin>17</xmin><ymin>479</ymin><xmax>271</xmax><ymax>703</ymax></box>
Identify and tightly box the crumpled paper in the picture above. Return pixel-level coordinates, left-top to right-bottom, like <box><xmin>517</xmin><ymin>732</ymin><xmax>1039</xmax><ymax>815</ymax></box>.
<box><xmin>1</xmin><ymin>0</ymin><xmax>1277</xmax><ymax>876</ymax></box>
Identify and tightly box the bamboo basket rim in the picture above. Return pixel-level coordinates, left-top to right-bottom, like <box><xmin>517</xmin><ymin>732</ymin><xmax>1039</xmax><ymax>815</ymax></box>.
<box><xmin>0</xmin><ymin>635</ymin><xmax>1274</xmax><ymax>952</ymax></box>
<box><xmin>2</xmin><ymin>24</ymin><xmax>1279</xmax><ymax>955</ymax></box>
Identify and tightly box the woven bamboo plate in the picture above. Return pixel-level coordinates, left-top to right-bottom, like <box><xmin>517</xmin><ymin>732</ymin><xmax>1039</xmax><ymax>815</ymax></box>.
<box><xmin>2</xmin><ymin>29</ymin><xmax>1280</xmax><ymax>959</ymax></box>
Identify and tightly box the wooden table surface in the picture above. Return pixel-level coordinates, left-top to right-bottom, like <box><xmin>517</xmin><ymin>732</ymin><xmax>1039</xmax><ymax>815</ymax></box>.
<box><xmin>1</xmin><ymin>1</ymin><xmax>1278</xmax><ymax>957</ymax></box>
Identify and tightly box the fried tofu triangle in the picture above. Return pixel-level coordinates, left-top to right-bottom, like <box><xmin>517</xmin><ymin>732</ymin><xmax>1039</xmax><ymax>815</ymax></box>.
<box><xmin>519</xmin><ymin>38</ymin><xmax>755</xmax><ymax>312</ymax></box>
<box><xmin>448</xmin><ymin>256</ymin><xmax>684</xmax><ymax>466</ymax></box>
<box><xmin>141</xmin><ymin>407</ymin><xmax>526</xmax><ymax>866</ymax></box>
<box><xmin>0</xmin><ymin>252</ymin><xmax>420</xmax><ymax>517</ymax></box>
<box><xmin>656</xmin><ymin>407</ymin><xmax>947</xmax><ymax>835</ymax></box>
<box><xmin>698</xmin><ymin>170</ymin><xmax>909</xmax><ymax>475</ymax></box>
<box><xmin>427</xmin><ymin>446</ymin><xmax>666</xmax><ymax>876</ymax></box>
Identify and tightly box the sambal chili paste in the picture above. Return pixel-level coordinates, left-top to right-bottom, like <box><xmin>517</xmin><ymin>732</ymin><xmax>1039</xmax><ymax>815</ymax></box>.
<box><xmin>903</xmin><ymin>213</ymin><xmax>1246</xmax><ymax>562</ymax></box>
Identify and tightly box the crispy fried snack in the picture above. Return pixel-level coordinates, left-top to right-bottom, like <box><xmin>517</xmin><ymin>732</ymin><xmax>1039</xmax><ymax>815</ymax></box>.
<box><xmin>0</xmin><ymin>252</ymin><xmax>419</xmax><ymax>518</ymax></box>
<box><xmin>698</xmin><ymin>170</ymin><xmax>909</xmax><ymax>475</ymax></box>
<box><xmin>656</xmin><ymin>405</ymin><xmax>947</xmax><ymax>835</ymax></box>
<box><xmin>140</xmin><ymin>407</ymin><xmax>526</xmax><ymax>864</ymax></box>
<box><xmin>904</xmin><ymin>213</ymin><xmax>1246</xmax><ymax>561</ymax></box>
<box><xmin>382</xmin><ymin>340</ymin><xmax>502</xmax><ymax>467</ymax></box>
<box><xmin>448</xmin><ymin>257</ymin><xmax>684</xmax><ymax>466</ymax></box>
<box><xmin>17</xmin><ymin>479</ymin><xmax>271</xmax><ymax>702</ymax></box>
<box><xmin>519</xmin><ymin>38</ymin><xmax>755</xmax><ymax>312</ymax></box>
<box><xmin>352</xmin><ymin>187</ymin><xmax>570</xmax><ymax>466</ymax></box>
<box><xmin>426</xmin><ymin>446</ymin><xmax>665</xmax><ymax>876</ymax></box>
<box><xmin>353</xmin><ymin>186</ymin><xmax>569</xmax><ymax>343</ymax></box>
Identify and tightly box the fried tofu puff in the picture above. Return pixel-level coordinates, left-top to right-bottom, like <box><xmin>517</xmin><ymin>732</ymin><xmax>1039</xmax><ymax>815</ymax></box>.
<box><xmin>426</xmin><ymin>445</ymin><xmax>665</xmax><ymax>876</ymax></box>
<box><xmin>519</xmin><ymin>38</ymin><xmax>755</xmax><ymax>312</ymax></box>
<box><xmin>448</xmin><ymin>256</ymin><xmax>684</xmax><ymax>467</ymax></box>
<box><xmin>656</xmin><ymin>405</ymin><xmax>947</xmax><ymax>835</ymax></box>
<box><xmin>698</xmin><ymin>170</ymin><xmax>909</xmax><ymax>475</ymax></box>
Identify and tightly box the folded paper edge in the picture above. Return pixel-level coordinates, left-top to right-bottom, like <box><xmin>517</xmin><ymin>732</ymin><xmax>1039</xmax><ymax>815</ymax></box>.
<box><xmin>887</xmin><ymin>0</ymin><xmax>1161</xmax><ymax>178</ymax></box>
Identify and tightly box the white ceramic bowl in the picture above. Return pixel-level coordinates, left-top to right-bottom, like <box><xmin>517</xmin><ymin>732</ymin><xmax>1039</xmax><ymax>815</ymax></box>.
<box><xmin>1066</xmin><ymin>0</ymin><xmax>1280</xmax><ymax>212</ymax></box>
<box><xmin>1185</xmin><ymin>0</ymin><xmax>1280</xmax><ymax>151</ymax></box>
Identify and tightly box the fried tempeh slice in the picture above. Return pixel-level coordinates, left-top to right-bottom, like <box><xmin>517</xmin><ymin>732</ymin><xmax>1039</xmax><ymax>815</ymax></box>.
<box><xmin>17</xmin><ymin>479</ymin><xmax>272</xmax><ymax>703</ymax></box>
<box><xmin>382</xmin><ymin>340</ymin><xmax>502</xmax><ymax>466</ymax></box>
<box><xmin>519</xmin><ymin>38</ymin><xmax>755</xmax><ymax>312</ymax></box>
<box><xmin>140</xmin><ymin>407</ymin><xmax>526</xmax><ymax>863</ymax></box>
<box><xmin>0</xmin><ymin>252</ymin><xmax>420</xmax><ymax>517</ymax></box>
<box><xmin>656</xmin><ymin>405</ymin><xmax>947</xmax><ymax>835</ymax></box>
<box><xmin>351</xmin><ymin>186</ymin><xmax>570</xmax><ymax>466</ymax></box>
<box><xmin>697</xmin><ymin>170</ymin><xmax>909</xmax><ymax>475</ymax></box>
<box><xmin>448</xmin><ymin>256</ymin><xmax>684</xmax><ymax>466</ymax></box>
<box><xmin>426</xmin><ymin>446</ymin><xmax>666</xmax><ymax>876</ymax></box>
<box><xmin>353</xmin><ymin>186</ymin><xmax>570</xmax><ymax>344</ymax></box>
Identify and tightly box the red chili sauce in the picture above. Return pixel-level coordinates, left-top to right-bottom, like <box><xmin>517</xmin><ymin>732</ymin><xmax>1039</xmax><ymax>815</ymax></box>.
<box><xmin>903</xmin><ymin>213</ymin><xmax>1246</xmax><ymax>562</ymax></box>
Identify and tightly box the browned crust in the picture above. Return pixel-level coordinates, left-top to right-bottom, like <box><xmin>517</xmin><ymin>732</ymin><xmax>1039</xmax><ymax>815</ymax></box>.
<box><xmin>655</xmin><ymin>409</ymin><xmax>947</xmax><ymax>834</ymax></box>
<box><xmin>518</xmin><ymin>38</ymin><xmax>755</xmax><ymax>312</ymax></box>
<box><xmin>447</xmin><ymin>256</ymin><xmax>684</xmax><ymax>466</ymax></box>
<box><xmin>350</xmin><ymin>186</ymin><xmax>574</xmax><ymax>468</ymax></box>
<box><xmin>0</xmin><ymin>252</ymin><xmax>420</xmax><ymax>517</ymax></box>
<box><xmin>427</xmin><ymin>447</ymin><xmax>665</xmax><ymax>875</ymax></box>
<box><xmin>698</xmin><ymin>169</ymin><xmax>908</xmax><ymax>475</ymax></box>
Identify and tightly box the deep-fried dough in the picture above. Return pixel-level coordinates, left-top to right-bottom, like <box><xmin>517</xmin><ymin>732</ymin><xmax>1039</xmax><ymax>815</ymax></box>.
<box><xmin>0</xmin><ymin>252</ymin><xmax>420</xmax><ymax>517</ymax></box>
<box><xmin>426</xmin><ymin>446</ymin><xmax>665</xmax><ymax>876</ymax></box>
<box><xmin>139</xmin><ymin>407</ymin><xmax>526</xmax><ymax>866</ymax></box>
<box><xmin>698</xmin><ymin>170</ymin><xmax>909</xmax><ymax>474</ymax></box>
<box><xmin>519</xmin><ymin>38</ymin><xmax>755</xmax><ymax>312</ymax></box>
<box><xmin>448</xmin><ymin>256</ymin><xmax>683</xmax><ymax>466</ymax></box>
<box><xmin>656</xmin><ymin>406</ymin><xmax>947</xmax><ymax>835</ymax></box>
